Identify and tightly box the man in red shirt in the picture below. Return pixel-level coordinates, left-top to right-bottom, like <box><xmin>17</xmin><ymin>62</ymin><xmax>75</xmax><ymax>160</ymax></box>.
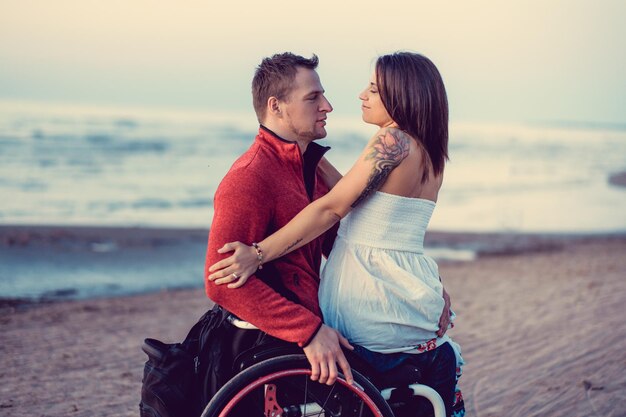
<box><xmin>205</xmin><ymin>52</ymin><xmax>353</xmax><ymax>386</ymax></box>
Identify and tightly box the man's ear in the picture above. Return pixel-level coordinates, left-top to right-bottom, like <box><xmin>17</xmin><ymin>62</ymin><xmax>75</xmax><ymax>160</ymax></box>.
<box><xmin>267</xmin><ymin>97</ymin><xmax>281</xmax><ymax>117</ymax></box>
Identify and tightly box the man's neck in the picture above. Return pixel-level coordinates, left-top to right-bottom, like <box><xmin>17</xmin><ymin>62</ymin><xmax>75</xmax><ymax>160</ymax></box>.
<box><xmin>261</xmin><ymin>123</ymin><xmax>310</xmax><ymax>154</ymax></box>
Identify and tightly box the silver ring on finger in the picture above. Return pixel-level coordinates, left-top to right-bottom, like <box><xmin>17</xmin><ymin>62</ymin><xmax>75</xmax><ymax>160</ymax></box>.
<box><xmin>232</xmin><ymin>273</ymin><xmax>239</xmax><ymax>279</ymax></box>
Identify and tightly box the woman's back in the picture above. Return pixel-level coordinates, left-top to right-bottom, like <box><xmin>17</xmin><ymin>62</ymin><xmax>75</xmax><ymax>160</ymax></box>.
<box><xmin>377</xmin><ymin>130</ymin><xmax>444</xmax><ymax>203</ymax></box>
<box><xmin>320</xmin><ymin>189</ymin><xmax>447</xmax><ymax>353</ymax></box>
<box><xmin>320</xmin><ymin>128</ymin><xmax>448</xmax><ymax>352</ymax></box>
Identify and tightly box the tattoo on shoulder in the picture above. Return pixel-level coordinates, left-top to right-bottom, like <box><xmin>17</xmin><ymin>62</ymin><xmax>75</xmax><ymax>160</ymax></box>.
<box><xmin>351</xmin><ymin>129</ymin><xmax>410</xmax><ymax>208</ymax></box>
<box><xmin>278</xmin><ymin>238</ymin><xmax>303</xmax><ymax>257</ymax></box>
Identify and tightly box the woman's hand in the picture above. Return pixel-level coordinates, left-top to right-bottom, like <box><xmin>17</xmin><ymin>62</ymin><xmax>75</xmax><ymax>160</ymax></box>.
<box><xmin>437</xmin><ymin>288</ymin><xmax>452</xmax><ymax>337</ymax></box>
<box><xmin>207</xmin><ymin>242</ymin><xmax>259</xmax><ymax>288</ymax></box>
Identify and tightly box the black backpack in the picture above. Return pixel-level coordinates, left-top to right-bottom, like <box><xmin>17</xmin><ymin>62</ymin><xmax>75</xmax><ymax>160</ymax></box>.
<box><xmin>140</xmin><ymin>265</ymin><xmax>301</xmax><ymax>417</ymax></box>
<box><xmin>139</xmin><ymin>305</ymin><xmax>234</xmax><ymax>417</ymax></box>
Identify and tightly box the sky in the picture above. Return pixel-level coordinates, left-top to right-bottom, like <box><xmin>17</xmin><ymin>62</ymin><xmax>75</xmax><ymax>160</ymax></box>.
<box><xmin>1</xmin><ymin>0</ymin><xmax>625</xmax><ymax>123</ymax></box>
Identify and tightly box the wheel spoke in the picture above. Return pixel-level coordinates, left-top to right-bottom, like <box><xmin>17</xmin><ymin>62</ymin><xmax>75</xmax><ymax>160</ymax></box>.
<box><xmin>303</xmin><ymin>375</ymin><xmax>308</xmax><ymax>417</ymax></box>
<box><xmin>315</xmin><ymin>383</ymin><xmax>336</xmax><ymax>417</ymax></box>
<box><xmin>204</xmin><ymin>354</ymin><xmax>394</xmax><ymax>417</ymax></box>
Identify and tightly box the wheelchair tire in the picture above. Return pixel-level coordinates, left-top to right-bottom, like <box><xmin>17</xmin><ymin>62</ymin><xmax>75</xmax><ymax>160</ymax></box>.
<box><xmin>201</xmin><ymin>354</ymin><xmax>395</xmax><ymax>417</ymax></box>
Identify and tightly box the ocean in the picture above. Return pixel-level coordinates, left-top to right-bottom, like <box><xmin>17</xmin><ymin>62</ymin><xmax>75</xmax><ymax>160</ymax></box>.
<box><xmin>2</xmin><ymin>100</ymin><xmax>625</xmax><ymax>232</ymax></box>
<box><xmin>1</xmin><ymin>100</ymin><xmax>625</xmax><ymax>302</ymax></box>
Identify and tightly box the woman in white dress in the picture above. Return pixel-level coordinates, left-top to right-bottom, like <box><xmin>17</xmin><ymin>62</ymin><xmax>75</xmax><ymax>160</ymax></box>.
<box><xmin>208</xmin><ymin>52</ymin><xmax>464</xmax><ymax>417</ymax></box>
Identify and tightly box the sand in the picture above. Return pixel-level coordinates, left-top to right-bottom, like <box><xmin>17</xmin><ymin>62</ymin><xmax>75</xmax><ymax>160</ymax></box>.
<box><xmin>1</xmin><ymin>233</ymin><xmax>625</xmax><ymax>416</ymax></box>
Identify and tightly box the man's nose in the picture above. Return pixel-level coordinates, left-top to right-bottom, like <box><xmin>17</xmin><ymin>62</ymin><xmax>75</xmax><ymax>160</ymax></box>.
<box><xmin>320</xmin><ymin>96</ymin><xmax>333</xmax><ymax>113</ymax></box>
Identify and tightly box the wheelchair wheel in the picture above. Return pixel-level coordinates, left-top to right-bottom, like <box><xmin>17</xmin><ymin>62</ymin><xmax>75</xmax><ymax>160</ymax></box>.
<box><xmin>201</xmin><ymin>354</ymin><xmax>394</xmax><ymax>417</ymax></box>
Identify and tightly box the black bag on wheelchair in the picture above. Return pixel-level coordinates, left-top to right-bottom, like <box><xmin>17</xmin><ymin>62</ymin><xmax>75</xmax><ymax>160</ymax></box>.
<box><xmin>140</xmin><ymin>265</ymin><xmax>304</xmax><ymax>416</ymax></box>
<box><xmin>139</xmin><ymin>304</ymin><xmax>232</xmax><ymax>417</ymax></box>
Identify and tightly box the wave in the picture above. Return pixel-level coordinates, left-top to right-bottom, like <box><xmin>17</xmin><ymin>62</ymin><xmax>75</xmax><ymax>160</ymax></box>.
<box><xmin>0</xmin><ymin>100</ymin><xmax>625</xmax><ymax>233</ymax></box>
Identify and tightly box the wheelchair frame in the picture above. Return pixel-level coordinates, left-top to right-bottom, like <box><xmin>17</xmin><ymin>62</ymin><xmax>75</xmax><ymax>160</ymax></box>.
<box><xmin>199</xmin><ymin>317</ymin><xmax>446</xmax><ymax>417</ymax></box>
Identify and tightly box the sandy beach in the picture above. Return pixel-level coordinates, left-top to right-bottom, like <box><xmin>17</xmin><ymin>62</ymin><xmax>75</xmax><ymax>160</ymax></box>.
<box><xmin>1</xmin><ymin>229</ymin><xmax>625</xmax><ymax>417</ymax></box>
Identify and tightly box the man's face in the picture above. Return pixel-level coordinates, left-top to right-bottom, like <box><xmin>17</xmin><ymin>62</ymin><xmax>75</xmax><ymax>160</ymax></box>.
<box><xmin>280</xmin><ymin>67</ymin><xmax>333</xmax><ymax>142</ymax></box>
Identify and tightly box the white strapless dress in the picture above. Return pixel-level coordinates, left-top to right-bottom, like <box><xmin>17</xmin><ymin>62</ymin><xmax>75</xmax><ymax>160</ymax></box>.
<box><xmin>319</xmin><ymin>191</ymin><xmax>455</xmax><ymax>354</ymax></box>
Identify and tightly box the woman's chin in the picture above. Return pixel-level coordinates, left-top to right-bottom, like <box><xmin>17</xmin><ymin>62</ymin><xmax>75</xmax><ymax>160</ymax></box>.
<box><xmin>362</xmin><ymin>119</ymin><xmax>381</xmax><ymax>128</ymax></box>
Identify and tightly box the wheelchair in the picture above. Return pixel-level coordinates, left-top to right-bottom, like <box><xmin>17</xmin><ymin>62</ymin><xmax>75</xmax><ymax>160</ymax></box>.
<box><xmin>200</xmin><ymin>316</ymin><xmax>446</xmax><ymax>417</ymax></box>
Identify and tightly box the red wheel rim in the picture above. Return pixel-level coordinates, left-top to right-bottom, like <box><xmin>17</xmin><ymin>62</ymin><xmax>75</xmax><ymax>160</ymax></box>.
<box><xmin>218</xmin><ymin>368</ymin><xmax>385</xmax><ymax>417</ymax></box>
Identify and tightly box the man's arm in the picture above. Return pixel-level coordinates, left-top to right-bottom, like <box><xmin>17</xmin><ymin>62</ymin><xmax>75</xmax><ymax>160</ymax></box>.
<box><xmin>317</xmin><ymin>166</ymin><xmax>340</xmax><ymax>258</ymax></box>
<box><xmin>317</xmin><ymin>157</ymin><xmax>343</xmax><ymax>190</ymax></box>
<box><xmin>205</xmin><ymin>172</ymin><xmax>322</xmax><ymax>347</ymax></box>
<box><xmin>207</xmin><ymin>170</ymin><xmax>354</xmax><ymax>385</ymax></box>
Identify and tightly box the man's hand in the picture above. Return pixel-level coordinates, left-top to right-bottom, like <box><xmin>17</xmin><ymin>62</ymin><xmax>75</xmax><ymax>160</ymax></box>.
<box><xmin>303</xmin><ymin>324</ymin><xmax>354</xmax><ymax>385</ymax></box>
<box><xmin>437</xmin><ymin>287</ymin><xmax>452</xmax><ymax>337</ymax></box>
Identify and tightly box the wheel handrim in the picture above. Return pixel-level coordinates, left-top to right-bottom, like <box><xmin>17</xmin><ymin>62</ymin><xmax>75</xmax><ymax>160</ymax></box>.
<box><xmin>218</xmin><ymin>368</ymin><xmax>386</xmax><ymax>417</ymax></box>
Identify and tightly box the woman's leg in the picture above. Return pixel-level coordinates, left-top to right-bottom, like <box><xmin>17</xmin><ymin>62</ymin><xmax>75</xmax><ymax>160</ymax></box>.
<box><xmin>350</xmin><ymin>342</ymin><xmax>457</xmax><ymax>416</ymax></box>
<box><xmin>405</xmin><ymin>342</ymin><xmax>457</xmax><ymax>417</ymax></box>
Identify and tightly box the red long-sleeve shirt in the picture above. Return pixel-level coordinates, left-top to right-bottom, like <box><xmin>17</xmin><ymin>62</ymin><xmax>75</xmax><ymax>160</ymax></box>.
<box><xmin>205</xmin><ymin>126</ymin><xmax>336</xmax><ymax>347</ymax></box>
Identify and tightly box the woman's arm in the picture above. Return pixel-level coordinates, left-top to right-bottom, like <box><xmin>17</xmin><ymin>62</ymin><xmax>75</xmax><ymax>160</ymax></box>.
<box><xmin>208</xmin><ymin>127</ymin><xmax>411</xmax><ymax>286</ymax></box>
<box><xmin>317</xmin><ymin>157</ymin><xmax>343</xmax><ymax>190</ymax></box>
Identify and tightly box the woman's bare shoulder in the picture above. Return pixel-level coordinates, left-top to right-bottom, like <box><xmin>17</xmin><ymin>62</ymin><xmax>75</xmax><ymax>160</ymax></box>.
<box><xmin>364</xmin><ymin>127</ymin><xmax>412</xmax><ymax>162</ymax></box>
<box><xmin>371</xmin><ymin>126</ymin><xmax>413</xmax><ymax>142</ymax></box>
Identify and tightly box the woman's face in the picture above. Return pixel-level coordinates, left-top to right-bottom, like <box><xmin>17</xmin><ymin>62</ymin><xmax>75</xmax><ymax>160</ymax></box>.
<box><xmin>359</xmin><ymin>71</ymin><xmax>394</xmax><ymax>128</ymax></box>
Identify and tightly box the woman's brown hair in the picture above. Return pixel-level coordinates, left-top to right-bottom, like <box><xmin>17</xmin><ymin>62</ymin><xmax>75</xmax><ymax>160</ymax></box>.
<box><xmin>376</xmin><ymin>52</ymin><xmax>449</xmax><ymax>181</ymax></box>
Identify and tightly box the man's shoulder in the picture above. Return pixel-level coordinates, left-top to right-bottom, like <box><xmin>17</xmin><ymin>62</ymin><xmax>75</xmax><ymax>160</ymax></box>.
<box><xmin>234</xmin><ymin>138</ymin><xmax>282</xmax><ymax>171</ymax></box>
<box><xmin>216</xmin><ymin>145</ymin><xmax>275</xmax><ymax>197</ymax></box>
